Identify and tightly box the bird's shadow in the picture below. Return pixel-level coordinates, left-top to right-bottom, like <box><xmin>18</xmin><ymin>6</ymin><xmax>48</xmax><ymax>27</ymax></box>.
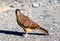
<box><xmin>0</xmin><ymin>30</ymin><xmax>47</xmax><ymax>36</ymax></box>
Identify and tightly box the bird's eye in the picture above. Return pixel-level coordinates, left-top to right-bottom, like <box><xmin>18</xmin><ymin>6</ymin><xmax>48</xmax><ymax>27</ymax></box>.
<box><xmin>17</xmin><ymin>11</ymin><xmax>20</xmax><ymax>14</ymax></box>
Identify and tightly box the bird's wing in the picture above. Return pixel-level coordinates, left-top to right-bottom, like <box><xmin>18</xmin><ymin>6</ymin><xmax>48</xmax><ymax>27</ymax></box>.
<box><xmin>20</xmin><ymin>15</ymin><xmax>38</xmax><ymax>28</ymax></box>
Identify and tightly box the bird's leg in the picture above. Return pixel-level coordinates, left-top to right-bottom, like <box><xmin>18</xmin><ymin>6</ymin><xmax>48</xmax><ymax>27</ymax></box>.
<box><xmin>24</xmin><ymin>33</ymin><xmax>28</xmax><ymax>38</ymax></box>
<box><xmin>24</xmin><ymin>28</ymin><xmax>31</xmax><ymax>38</ymax></box>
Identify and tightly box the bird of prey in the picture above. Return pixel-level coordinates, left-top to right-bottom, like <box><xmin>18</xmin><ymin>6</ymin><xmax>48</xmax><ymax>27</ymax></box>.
<box><xmin>15</xmin><ymin>9</ymin><xmax>49</xmax><ymax>37</ymax></box>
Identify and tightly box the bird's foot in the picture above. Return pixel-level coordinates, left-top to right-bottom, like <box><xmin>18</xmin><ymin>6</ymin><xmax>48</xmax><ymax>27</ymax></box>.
<box><xmin>24</xmin><ymin>33</ymin><xmax>28</xmax><ymax>38</ymax></box>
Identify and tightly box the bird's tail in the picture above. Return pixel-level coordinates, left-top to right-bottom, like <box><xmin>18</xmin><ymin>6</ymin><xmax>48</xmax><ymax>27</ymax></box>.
<box><xmin>37</xmin><ymin>26</ymin><xmax>49</xmax><ymax>36</ymax></box>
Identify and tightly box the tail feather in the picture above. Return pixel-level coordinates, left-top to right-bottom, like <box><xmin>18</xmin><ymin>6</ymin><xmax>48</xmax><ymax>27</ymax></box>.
<box><xmin>37</xmin><ymin>26</ymin><xmax>49</xmax><ymax>35</ymax></box>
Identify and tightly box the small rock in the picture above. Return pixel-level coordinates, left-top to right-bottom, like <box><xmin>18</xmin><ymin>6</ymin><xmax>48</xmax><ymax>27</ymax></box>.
<box><xmin>54</xmin><ymin>40</ymin><xmax>57</xmax><ymax>41</ymax></box>
<box><xmin>32</xmin><ymin>3</ymin><xmax>40</xmax><ymax>8</ymax></box>
<box><xmin>30</xmin><ymin>0</ymin><xmax>37</xmax><ymax>2</ymax></box>
<box><xmin>15</xmin><ymin>0</ymin><xmax>24</xmax><ymax>3</ymax></box>
<box><xmin>21</xmin><ymin>4</ymin><xmax>24</xmax><ymax>7</ymax></box>
<box><xmin>57</xmin><ymin>0</ymin><xmax>60</xmax><ymax>3</ymax></box>
<box><xmin>9</xmin><ymin>39</ymin><xmax>11</xmax><ymax>41</ymax></box>
<box><xmin>50</xmin><ymin>28</ymin><xmax>53</xmax><ymax>30</ymax></box>
<box><xmin>50</xmin><ymin>33</ymin><xmax>54</xmax><ymax>35</ymax></box>
<box><xmin>52</xmin><ymin>23</ymin><xmax>58</xmax><ymax>26</ymax></box>
<box><xmin>49</xmin><ymin>0</ymin><xmax>52</xmax><ymax>2</ymax></box>
<box><xmin>10</xmin><ymin>6</ymin><xmax>14</xmax><ymax>8</ymax></box>
<box><xmin>54</xmin><ymin>0</ymin><xmax>57</xmax><ymax>3</ymax></box>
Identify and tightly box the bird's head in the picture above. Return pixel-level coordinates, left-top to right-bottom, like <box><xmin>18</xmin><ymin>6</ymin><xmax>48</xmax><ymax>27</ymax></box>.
<box><xmin>15</xmin><ymin>9</ymin><xmax>21</xmax><ymax>15</ymax></box>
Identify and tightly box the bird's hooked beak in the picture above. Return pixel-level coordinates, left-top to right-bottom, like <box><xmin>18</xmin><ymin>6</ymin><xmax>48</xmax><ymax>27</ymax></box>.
<box><xmin>15</xmin><ymin>9</ymin><xmax>21</xmax><ymax>15</ymax></box>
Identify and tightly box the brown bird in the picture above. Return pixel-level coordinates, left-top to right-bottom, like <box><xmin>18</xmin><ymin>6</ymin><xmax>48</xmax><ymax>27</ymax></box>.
<box><xmin>15</xmin><ymin>9</ymin><xmax>49</xmax><ymax>37</ymax></box>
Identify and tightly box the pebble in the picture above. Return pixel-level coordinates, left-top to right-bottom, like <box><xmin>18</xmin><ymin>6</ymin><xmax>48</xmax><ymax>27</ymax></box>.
<box><xmin>57</xmin><ymin>0</ymin><xmax>60</xmax><ymax>3</ymax></box>
<box><xmin>10</xmin><ymin>6</ymin><xmax>14</xmax><ymax>8</ymax></box>
<box><xmin>52</xmin><ymin>23</ymin><xmax>58</xmax><ymax>26</ymax></box>
<box><xmin>9</xmin><ymin>39</ymin><xmax>12</xmax><ymax>41</ymax></box>
<box><xmin>15</xmin><ymin>0</ymin><xmax>24</xmax><ymax>3</ymax></box>
<box><xmin>50</xmin><ymin>33</ymin><xmax>54</xmax><ymax>35</ymax></box>
<box><xmin>32</xmin><ymin>3</ymin><xmax>40</xmax><ymax>8</ymax></box>
<box><xmin>54</xmin><ymin>0</ymin><xmax>57</xmax><ymax>3</ymax></box>
<box><xmin>50</xmin><ymin>28</ymin><xmax>53</xmax><ymax>30</ymax></box>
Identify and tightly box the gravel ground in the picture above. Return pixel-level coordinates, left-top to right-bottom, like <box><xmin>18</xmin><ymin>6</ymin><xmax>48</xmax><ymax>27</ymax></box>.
<box><xmin>0</xmin><ymin>0</ymin><xmax>60</xmax><ymax>41</ymax></box>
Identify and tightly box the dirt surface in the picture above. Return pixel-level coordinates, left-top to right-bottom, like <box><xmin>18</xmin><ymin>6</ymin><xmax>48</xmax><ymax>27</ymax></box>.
<box><xmin>0</xmin><ymin>0</ymin><xmax>60</xmax><ymax>41</ymax></box>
